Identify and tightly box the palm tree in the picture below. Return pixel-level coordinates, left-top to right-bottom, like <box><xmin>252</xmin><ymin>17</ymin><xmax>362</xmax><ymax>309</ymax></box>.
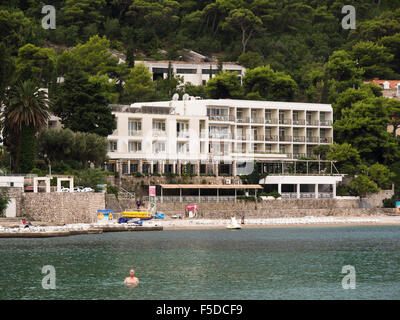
<box><xmin>1</xmin><ymin>80</ymin><xmax>51</xmax><ymax>173</ymax></box>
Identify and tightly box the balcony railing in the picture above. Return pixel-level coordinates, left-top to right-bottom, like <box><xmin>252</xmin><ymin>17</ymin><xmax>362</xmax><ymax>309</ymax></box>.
<box><xmin>236</xmin><ymin>117</ymin><xmax>250</xmax><ymax>123</ymax></box>
<box><xmin>279</xmin><ymin>135</ymin><xmax>292</xmax><ymax>142</ymax></box>
<box><xmin>209</xmin><ymin>132</ymin><xmax>232</xmax><ymax>139</ymax></box>
<box><xmin>306</xmin><ymin>136</ymin><xmax>319</xmax><ymax>143</ymax></box>
<box><xmin>320</xmin><ymin>137</ymin><xmax>333</xmax><ymax>143</ymax></box>
<box><xmin>177</xmin><ymin>131</ymin><xmax>190</xmax><ymax>138</ymax></box>
<box><xmin>293</xmin><ymin>153</ymin><xmax>307</xmax><ymax>159</ymax></box>
<box><xmin>152</xmin><ymin>130</ymin><xmax>167</xmax><ymax>137</ymax></box>
<box><xmin>128</xmin><ymin>130</ymin><xmax>142</xmax><ymax>136</ymax></box>
<box><xmin>209</xmin><ymin>115</ymin><xmax>235</xmax><ymax>122</ymax></box>
<box><xmin>292</xmin><ymin>119</ymin><xmax>305</xmax><ymax>125</ymax></box>
<box><xmin>279</xmin><ymin>119</ymin><xmax>292</xmax><ymax>125</ymax></box>
<box><xmin>250</xmin><ymin>118</ymin><xmax>264</xmax><ymax>124</ymax></box>
<box><xmin>265</xmin><ymin>118</ymin><xmax>279</xmax><ymax>125</ymax></box>
<box><xmin>306</xmin><ymin>120</ymin><xmax>319</xmax><ymax>126</ymax></box>
<box><xmin>236</xmin><ymin>134</ymin><xmax>250</xmax><ymax>140</ymax></box>
<box><xmin>320</xmin><ymin>120</ymin><xmax>332</xmax><ymax>126</ymax></box>
<box><xmin>250</xmin><ymin>135</ymin><xmax>265</xmax><ymax>141</ymax></box>
<box><xmin>293</xmin><ymin>136</ymin><xmax>305</xmax><ymax>142</ymax></box>
<box><xmin>265</xmin><ymin>135</ymin><xmax>278</xmax><ymax>142</ymax></box>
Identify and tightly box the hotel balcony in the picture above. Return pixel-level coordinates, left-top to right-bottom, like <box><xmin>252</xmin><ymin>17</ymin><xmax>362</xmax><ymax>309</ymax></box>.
<box><xmin>236</xmin><ymin>117</ymin><xmax>250</xmax><ymax>124</ymax></box>
<box><xmin>320</xmin><ymin>137</ymin><xmax>333</xmax><ymax>143</ymax></box>
<box><xmin>293</xmin><ymin>136</ymin><xmax>306</xmax><ymax>143</ymax></box>
<box><xmin>129</xmin><ymin>130</ymin><xmax>142</xmax><ymax>137</ymax></box>
<box><xmin>306</xmin><ymin>136</ymin><xmax>319</xmax><ymax>143</ymax></box>
<box><xmin>306</xmin><ymin>120</ymin><xmax>319</xmax><ymax>126</ymax></box>
<box><xmin>209</xmin><ymin>115</ymin><xmax>235</xmax><ymax>122</ymax></box>
<box><xmin>236</xmin><ymin>134</ymin><xmax>251</xmax><ymax>141</ymax></box>
<box><xmin>292</xmin><ymin>120</ymin><xmax>306</xmax><ymax>125</ymax></box>
<box><xmin>279</xmin><ymin>135</ymin><xmax>292</xmax><ymax>142</ymax></box>
<box><xmin>265</xmin><ymin>118</ymin><xmax>279</xmax><ymax>125</ymax></box>
<box><xmin>209</xmin><ymin>132</ymin><xmax>232</xmax><ymax>139</ymax></box>
<box><xmin>250</xmin><ymin>118</ymin><xmax>264</xmax><ymax>124</ymax></box>
<box><xmin>177</xmin><ymin>131</ymin><xmax>190</xmax><ymax>138</ymax></box>
<box><xmin>293</xmin><ymin>153</ymin><xmax>307</xmax><ymax>159</ymax></box>
<box><xmin>250</xmin><ymin>135</ymin><xmax>265</xmax><ymax>141</ymax></box>
<box><xmin>265</xmin><ymin>135</ymin><xmax>278</xmax><ymax>142</ymax></box>
<box><xmin>152</xmin><ymin>130</ymin><xmax>167</xmax><ymax>138</ymax></box>
<box><xmin>320</xmin><ymin>120</ymin><xmax>333</xmax><ymax>126</ymax></box>
<box><xmin>279</xmin><ymin>119</ymin><xmax>292</xmax><ymax>125</ymax></box>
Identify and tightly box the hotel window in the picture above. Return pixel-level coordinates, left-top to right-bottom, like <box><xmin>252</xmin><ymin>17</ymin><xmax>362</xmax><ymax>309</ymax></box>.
<box><xmin>279</xmin><ymin>145</ymin><xmax>286</xmax><ymax>154</ymax></box>
<box><xmin>207</xmin><ymin>108</ymin><xmax>228</xmax><ymax>117</ymax></box>
<box><xmin>108</xmin><ymin>141</ymin><xmax>117</xmax><ymax>152</ymax></box>
<box><xmin>153</xmin><ymin>121</ymin><xmax>166</xmax><ymax>131</ymax></box>
<box><xmin>128</xmin><ymin>120</ymin><xmax>141</xmax><ymax>135</ymax></box>
<box><xmin>177</xmin><ymin>142</ymin><xmax>189</xmax><ymax>154</ymax></box>
<box><xmin>176</xmin><ymin>68</ymin><xmax>197</xmax><ymax>74</ymax></box>
<box><xmin>265</xmin><ymin>110</ymin><xmax>272</xmax><ymax>120</ymax></box>
<box><xmin>177</xmin><ymin>122</ymin><xmax>189</xmax><ymax>133</ymax></box>
<box><xmin>152</xmin><ymin>142</ymin><xmax>166</xmax><ymax>153</ymax></box>
<box><xmin>265</xmin><ymin>144</ymin><xmax>272</xmax><ymax>153</ymax></box>
<box><xmin>306</xmin><ymin>112</ymin><xmax>312</xmax><ymax>123</ymax></box>
<box><xmin>128</xmin><ymin>141</ymin><xmax>142</xmax><ymax>152</ymax></box>
<box><xmin>293</xmin><ymin>111</ymin><xmax>299</xmax><ymax>121</ymax></box>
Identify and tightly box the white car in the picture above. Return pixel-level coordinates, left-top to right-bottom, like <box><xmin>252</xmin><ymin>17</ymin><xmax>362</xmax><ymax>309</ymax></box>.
<box><xmin>74</xmin><ymin>186</ymin><xmax>84</xmax><ymax>192</ymax></box>
<box><xmin>60</xmin><ymin>187</ymin><xmax>70</xmax><ymax>192</ymax></box>
<box><xmin>81</xmin><ymin>187</ymin><xmax>94</xmax><ymax>192</ymax></box>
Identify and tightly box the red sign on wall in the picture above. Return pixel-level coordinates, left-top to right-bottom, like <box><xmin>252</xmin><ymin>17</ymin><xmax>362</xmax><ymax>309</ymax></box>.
<box><xmin>149</xmin><ymin>186</ymin><xmax>156</xmax><ymax>197</ymax></box>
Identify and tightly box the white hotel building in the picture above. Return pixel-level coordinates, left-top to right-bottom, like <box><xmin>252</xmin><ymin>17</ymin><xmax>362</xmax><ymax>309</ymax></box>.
<box><xmin>136</xmin><ymin>60</ymin><xmax>246</xmax><ymax>85</ymax></box>
<box><xmin>107</xmin><ymin>98</ymin><xmax>343</xmax><ymax>199</ymax></box>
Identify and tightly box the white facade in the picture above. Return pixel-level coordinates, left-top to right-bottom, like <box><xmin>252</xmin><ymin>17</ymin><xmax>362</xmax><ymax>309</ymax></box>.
<box><xmin>0</xmin><ymin>176</ymin><xmax>24</xmax><ymax>188</ymax></box>
<box><xmin>107</xmin><ymin>99</ymin><xmax>334</xmax><ymax>176</ymax></box>
<box><xmin>136</xmin><ymin>60</ymin><xmax>246</xmax><ymax>86</ymax></box>
<box><xmin>260</xmin><ymin>175</ymin><xmax>343</xmax><ymax>199</ymax></box>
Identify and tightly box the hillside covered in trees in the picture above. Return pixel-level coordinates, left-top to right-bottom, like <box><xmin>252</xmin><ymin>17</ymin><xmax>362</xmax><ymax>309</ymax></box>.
<box><xmin>2</xmin><ymin>0</ymin><xmax>400</xmax><ymax>201</ymax></box>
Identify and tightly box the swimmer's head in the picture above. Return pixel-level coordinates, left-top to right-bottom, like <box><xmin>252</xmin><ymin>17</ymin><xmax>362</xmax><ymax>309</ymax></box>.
<box><xmin>129</xmin><ymin>269</ymin><xmax>135</xmax><ymax>277</ymax></box>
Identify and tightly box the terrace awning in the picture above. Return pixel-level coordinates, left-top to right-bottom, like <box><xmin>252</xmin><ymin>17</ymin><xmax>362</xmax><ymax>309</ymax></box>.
<box><xmin>159</xmin><ymin>184</ymin><xmax>262</xmax><ymax>189</ymax></box>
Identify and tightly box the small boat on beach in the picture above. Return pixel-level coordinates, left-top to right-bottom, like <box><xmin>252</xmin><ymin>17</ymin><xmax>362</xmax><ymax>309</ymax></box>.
<box><xmin>226</xmin><ymin>217</ymin><xmax>242</xmax><ymax>230</ymax></box>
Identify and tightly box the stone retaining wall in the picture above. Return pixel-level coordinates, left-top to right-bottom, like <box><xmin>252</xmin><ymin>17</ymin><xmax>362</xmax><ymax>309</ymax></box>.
<box><xmin>20</xmin><ymin>193</ymin><xmax>105</xmax><ymax>224</ymax></box>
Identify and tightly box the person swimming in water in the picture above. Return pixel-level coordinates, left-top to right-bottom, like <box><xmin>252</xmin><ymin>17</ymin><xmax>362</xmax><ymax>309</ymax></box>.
<box><xmin>124</xmin><ymin>269</ymin><xmax>139</xmax><ymax>287</ymax></box>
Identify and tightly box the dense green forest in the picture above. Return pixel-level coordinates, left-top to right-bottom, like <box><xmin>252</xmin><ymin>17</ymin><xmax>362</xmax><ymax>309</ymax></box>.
<box><xmin>1</xmin><ymin>0</ymin><xmax>400</xmax><ymax>202</ymax></box>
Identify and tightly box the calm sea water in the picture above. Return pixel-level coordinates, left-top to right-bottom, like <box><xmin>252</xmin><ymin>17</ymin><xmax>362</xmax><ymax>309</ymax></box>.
<box><xmin>1</xmin><ymin>226</ymin><xmax>400</xmax><ymax>300</ymax></box>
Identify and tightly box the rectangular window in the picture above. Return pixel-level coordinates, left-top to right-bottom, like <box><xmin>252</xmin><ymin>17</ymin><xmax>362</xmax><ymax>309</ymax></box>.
<box><xmin>153</xmin><ymin>121</ymin><xmax>166</xmax><ymax>131</ymax></box>
<box><xmin>202</xmin><ymin>69</ymin><xmax>218</xmax><ymax>74</ymax></box>
<box><xmin>176</xmin><ymin>143</ymin><xmax>189</xmax><ymax>154</ymax></box>
<box><xmin>176</xmin><ymin>68</ymin><xmax>197</xmax><ymax>74</ymax></box>
<box><xmin>293</xmin><ymin>111</ymin><xmax>299</xmax><ymax>121</ymax></box>
<box><xmin>265</xmin><ymin>110</ymin><xmax>272</xmax><ymax>120</ymax></box>
<box><xmin>128</xmin><ymin>141</ymin><xmax>142</xmax><ymax>152</ymax></box>
<box><xmin>108</xmin><ymin>141</ymin><xmax>117</xmax><ymax>152</ymax></box>
<box><xmin>128</xmin><ymin>120</ymin><xmax>141</xmax><ymax>135</ymax></box>
<box><xmin>152</xmin><ymin>142</ymin><xmax>166</xmax><ymax>153</ymax></box>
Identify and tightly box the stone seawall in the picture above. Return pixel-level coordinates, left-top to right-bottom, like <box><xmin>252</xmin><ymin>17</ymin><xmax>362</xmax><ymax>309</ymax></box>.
<box><xmin>105</xmin><ymin>197</ymin><xmax>394</xmax><ymax>218</ymax></box>
<box><xmin>21</xmin><ymin>193</ymin><xmax>105</xmax><ymax>224</ymax></box>
<box><xmin>155</xmin><ymin>200</ymin><xmax>392</xmax><ymax>218</ymax></box>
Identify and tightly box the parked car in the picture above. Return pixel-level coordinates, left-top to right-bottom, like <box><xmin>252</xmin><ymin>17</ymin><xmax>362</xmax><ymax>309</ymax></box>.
<box><xmin>74</xmin><ymin>186</ymin><xmax>84</xmax><ymax>192</ymax></box>
<box><xmin>81</xmin><ymin>187</ymin><xmax>94</xmax><ymax>192</ymax></box>
<box><xmin>60</xmin><ymin>187</ymin><xmax>70</xmax><ymax>192</ymax></box>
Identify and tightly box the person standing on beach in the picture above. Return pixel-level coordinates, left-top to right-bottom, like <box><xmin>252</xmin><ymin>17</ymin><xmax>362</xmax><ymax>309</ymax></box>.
<box><xmin>124</xmin><ymin>269</ymin><xmax>139</xmax><ymax>287</ymax></box>
<box><xmin>241</xmin><ymin>213</ymin><xmax>245</xmax><ymax>225</ymax></box>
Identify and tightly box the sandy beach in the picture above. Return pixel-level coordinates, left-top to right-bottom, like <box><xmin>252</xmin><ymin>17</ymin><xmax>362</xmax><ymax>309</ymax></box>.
<box><xmin>157</xmin><ymin>215</ymin><xmax>400</xmax><ymax>230</ymax></box>
<box><xmin>1</xmin><ymin>215</ymin><xmax>400</xmax><ymax>234</ymax></box>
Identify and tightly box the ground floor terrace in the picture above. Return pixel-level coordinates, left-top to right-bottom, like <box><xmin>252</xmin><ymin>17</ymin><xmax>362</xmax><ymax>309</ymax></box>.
<box><xmin>106</xmin><ymin>159</ymin><xmax>339</xmax><ymax>178</ymax></box>
<box><xmin>149</xmin><ymin>184</ymin><xmax>263</xmax><ymax>203</ymax></box>
<box><xmin>260</xmin><ymin>175</ymin><xmax>343</xmax><ymax>199</ymax></box>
